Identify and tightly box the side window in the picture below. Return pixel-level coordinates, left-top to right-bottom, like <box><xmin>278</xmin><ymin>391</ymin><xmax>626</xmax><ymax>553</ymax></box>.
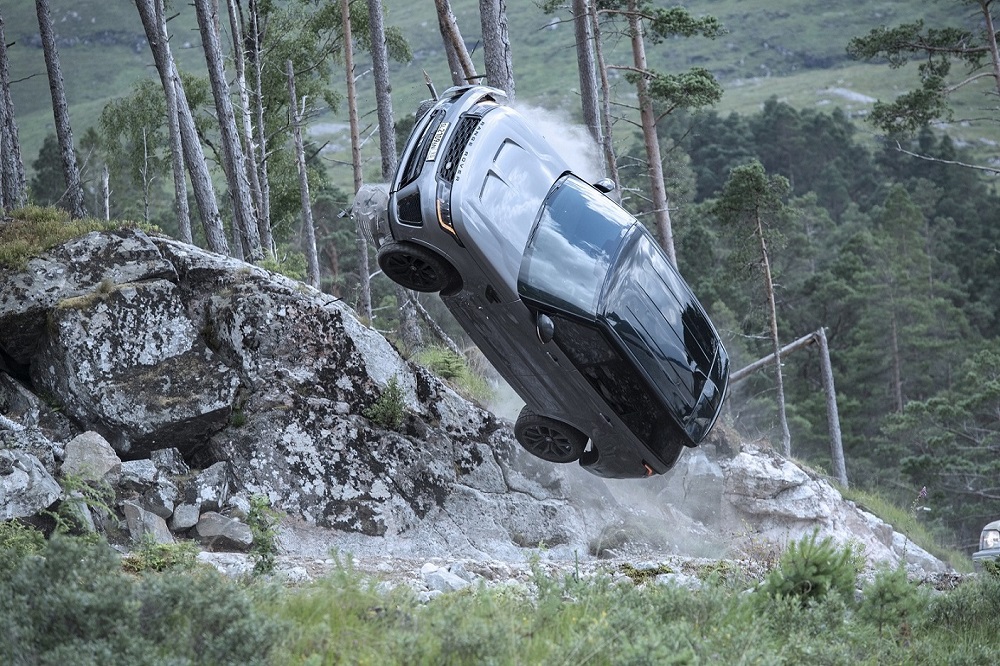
<box><xmin>552</xmin><ymin>316</ymin><xmax>685</xmax><ymax>461</ymax></box>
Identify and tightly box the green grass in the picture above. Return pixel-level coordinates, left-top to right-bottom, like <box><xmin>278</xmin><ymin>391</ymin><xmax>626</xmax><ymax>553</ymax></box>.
<box><xmin>2</xmin><ymin>530</ymin><xmax>999</xmax><ymax>664</ymax></box>
<box><xmin>841</xmin><ymin>486</ymin><xmax>974</xmax><ymax>573</ymax></box>
<box><xmin>0</xmin><ymin>205</ymin><xmax>158</xmax><ymax>270</ymax></box>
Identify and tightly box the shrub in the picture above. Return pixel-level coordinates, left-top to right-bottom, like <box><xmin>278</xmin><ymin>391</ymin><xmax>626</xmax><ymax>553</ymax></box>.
<box><xmin>858</xmin><ymin>565</ymin><xmax>927</xmax><ymax>637</ymax></box>
<box><xmin>758</xmin><ymin>530</ymin><xmax>858</xmax><ymax>605</ymax></box>
<box><xmin>121</xmin><ymin>536</ymin><xmax>200</xmax><ymax>573</ymax></box>
<box><xmin>0</xmin><ymin>520</ymin><xmax>46</xmax><ymax>577</ymax></box>
<box><xmin>247</xmin><ymin>495</ymin><xmax>282</xmax><ymax>576</ymax></box>
<box><xmin>415</xmin><ymin>346</ymin><xmax>493</xmax><ymax>403</ymax></box>
<box><xmin>364</xmin><ymin>375</ymin><xmax>406</xmax><ymax>429</ymax></box>
<box><xmin>0</xmin><ymin>534</ymin><xmax>281</xmax><ymax>665</ymax></box>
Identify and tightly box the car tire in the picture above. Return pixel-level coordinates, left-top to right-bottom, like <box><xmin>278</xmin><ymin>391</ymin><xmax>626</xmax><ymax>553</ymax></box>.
<box><xmin>377</xmin><ymin>242</ymin><xmax>461</xmax><ymax>294</ymax></box>
<box><xmin>514</xmin><ymin>406</ymin><xmax>587</xmax><ymax>464</ymax></box>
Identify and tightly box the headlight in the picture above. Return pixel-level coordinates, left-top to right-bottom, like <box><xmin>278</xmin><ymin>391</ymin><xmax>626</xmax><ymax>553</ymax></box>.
<box><xmin>436</xmin><ymin>181</ymin><xmax>463</xmax><ymax>246</ymax></box>
<box><xmin>982</xmin><ymin>528</ymin><xmax>1000</xmax><ymax>550</ymax></box>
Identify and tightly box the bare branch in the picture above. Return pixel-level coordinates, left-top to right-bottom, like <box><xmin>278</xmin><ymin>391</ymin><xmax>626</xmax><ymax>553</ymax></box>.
<box><xmin>893</xmin><ymin>140</ymin><xmax>1000</xmax><ymax>174</ymax></box>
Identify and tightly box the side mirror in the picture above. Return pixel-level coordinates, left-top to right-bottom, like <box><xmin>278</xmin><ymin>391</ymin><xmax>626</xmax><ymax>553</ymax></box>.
<box><xmin>535</xmin><ymin>313</ymin><xmax>555</xmax><ymax>344</ymax></box>
<box><xmin>593</xmin><ymin>178</ymin><xmax>616</xmax><ymax>194</ymax></box>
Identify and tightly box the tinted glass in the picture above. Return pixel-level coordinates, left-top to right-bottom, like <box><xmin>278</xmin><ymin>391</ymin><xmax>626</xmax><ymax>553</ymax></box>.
<box><xmin>603</xmin><ymin>232</ymin><xmax>719</xmax><ymax>412</ymax></box>
<box><xmin>552</xmin><ymin>315</ymin><xmax>688</xmax><ymax>464</ymax></box>
<box><xmin>518</xmin><ymin>176</ymin><xmax>632</xmax><ymax>318</ymax></box>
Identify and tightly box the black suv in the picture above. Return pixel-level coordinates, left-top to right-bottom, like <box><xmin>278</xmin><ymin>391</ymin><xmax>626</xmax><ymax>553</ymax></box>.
<box><xmin>364</xmin><ymin>85</ymin><xmax>729</xmax><ymax>479</ymax></box>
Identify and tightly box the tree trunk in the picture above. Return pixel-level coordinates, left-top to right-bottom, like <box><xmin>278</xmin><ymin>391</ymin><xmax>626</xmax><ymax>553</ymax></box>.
<box><xmin>434</xmin><ymin>0</ymin><xmax>478</xmax><ymax>86</ymax></box>
<box><xmin>981</xmin><ymin>0</ymin><xmax>1000</xmax><ymax>98</ymax></box>
<box><xmin>627</xmin><ymin>0</ymin><xmax>674</xmax><ymax>265</ymax></box>
<box><xmin>152</xmin><ymin>0</ymin><xmax>191</xmax><ymax>243</ymax></box>
<box><xmin>757</xmin><ymin>212</ymin><xmax>791</xmax><ymax>456</ymax></box>
<box><xmin>572</xmin><ymin>0</ymin><xmax>600</xmax><ymax>146</ymax></box>
<box><xmin>35</xmin><ymin>0</ymin><xmax>86</xmax><ymax>219</ymax></box>
<box><xmin>367</xmin><ymin>0</ymin><xmax>398</xmax><ymax>181</ymax></box>
<box><xmin>247</xmin><ymin>0</ymin><xmax>272</xmax><ymax>242</ymax></box>
<box><xmin>367</xmin><ymin>0</ymin><xmax>423</xmax><ymax>351</ymax></box>
<box><xmin>0</xmin><ymin>9</ymin><xmax>27</xmax><ymax>211</ymax></box>
<box><xmin>890</xmin><ymin>305</ymin><xmax>904</xmax><ymax>412</ymax></box>
<box><xmin>286</xmin><ymin>60</ymin><xmax>320</xmax><ymax>290</ymax></box>
<box><xmin>589</xmin><ymin>2</ymin><xmax>620</xmax><ymax>198</ymax></box>
<box><xmin>816</xmin><ymin>327</ymin><xmax>848</xmax><ymax>487</ymax></box>
<box><xmin>135</xmin><ymin>0</ymin><xmax>229</xmax><ymax>255</ymax></box>
<box><xmin>141</xmin><ymin>127</ymin><xmax>151</xmax><ymax>224</ymax></box>
<box><xmin>194</xmin><ymin>0</ymin><xmax>262</xmax><ymax>261</ymax></box>
<box><xmin>101</xmin><ymin>165</ymin><xmax>110</xmax><ymax>221</ymax></box>
<box><xmin>479</xmin><ymin>0</ymin><xmax>514</xmax><ymax>98</ymax></box>
<box><xmin>227</xmin><ymin>0</ymin><xmax>273</xmax><ymax>259</ymax></box>
<box><xmin>342</xmin><ymin>0</ymin><xmax>372</xmax><ymax>323</ymax></box>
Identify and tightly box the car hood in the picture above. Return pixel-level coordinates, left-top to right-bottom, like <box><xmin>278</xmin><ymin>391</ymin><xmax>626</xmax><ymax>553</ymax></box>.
<box><xmin>451</xmin><ymin>108</ymin><xmax>570</xmax><ymax>297</ymax></box>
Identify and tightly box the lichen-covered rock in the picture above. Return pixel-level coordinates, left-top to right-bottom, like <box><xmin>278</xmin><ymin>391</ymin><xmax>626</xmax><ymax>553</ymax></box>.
<box><xmin>122</xmin><ymin>499</ymin><xmax>173</xmax><ymax>544</ymax></box>
<box><xmin>0</xmin><ymin>374</ymin><xmax>76</xmax><ymax>444</ymax></box>
<box><xmin>30</xmin><ymin>279</ymin><xmax>239</xmax><ymax>456</ymax></box>
<box><xmin>0</xmin><ymin>449</ymin><xmax>61</xmax><ymax>520</ymax></box>
<box><xmin>0</xmin><ymin>228</ymin><xmax>175</xmax><ymax>365</ymax></box>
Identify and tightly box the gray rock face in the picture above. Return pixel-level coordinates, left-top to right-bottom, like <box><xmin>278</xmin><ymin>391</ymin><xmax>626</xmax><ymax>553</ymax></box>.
<box><xmin>0</xmin><ymin>231</ymin><xmax>955</xmax><ymax>575</ymax></box>
<box><xmin>0</xmin><ymin>449</ymin><xmax>61</xmax><ymax>520</ymax></box>
<box><xmin>30</xmin><ymin>279</ymin><xmax>239</xmax><ymax>456</ymax></box>
<box><xmin>0</xmin><ymin>228</ymin><xmax>176</xmax><ymax>365</ymax></box>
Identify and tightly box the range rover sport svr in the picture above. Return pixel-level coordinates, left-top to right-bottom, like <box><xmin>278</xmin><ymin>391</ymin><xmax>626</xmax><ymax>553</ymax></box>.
<box><xmin>361</xmin><ymin>85</ymin><xmax>729</xmax><ymax>480</ymax></box>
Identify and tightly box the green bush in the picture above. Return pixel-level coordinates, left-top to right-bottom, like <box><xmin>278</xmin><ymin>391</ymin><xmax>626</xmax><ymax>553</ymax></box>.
<box><xmin>415</xmin><ymin>346</ymin><xmax>493</xmax><ymax>403</ymax></box>
<box><xmin>247</xmin><ymin>495</ymin><xmax>282</xmax><ymax>576</ymax></box>
<box><xmin>0</xmin><ymin>535</ymin><xmax>281</xmax><ymax>665</ymax></box>
<box><xmin>364</xmin><ymin>375</ymin><xmax>406</xmax><ymax>430</ymax></box>
<box><xmin>858</xmin><ymin>565</ymin><xmax>928</xmax><ymax>637</ymax></box>
<box><xmin>121</xmin><ymin>535</ymin><xmax>200</xmax><ymax>573</ymax></box>
<box><xmin>0</xmin><ymin>520</ymin><xmax>46</xmax><ymax>577</ymax></box>
<box><xmin>758</xmin><ymin>530</ymin><xmax>858</xmax><ymax>605</ymax></box>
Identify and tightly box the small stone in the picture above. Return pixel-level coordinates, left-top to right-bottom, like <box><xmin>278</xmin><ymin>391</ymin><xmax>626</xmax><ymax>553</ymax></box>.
<box><xmin>120</xmin><ymin>459</ymin><xmax>158</xmax><ymax>489</ymax></box>
<box><xmin>195</xmin><ymin>511</ymin><xmax>253</xmax><ymax>550</ymax></box>
<box><xmin>424</xmin><ymin>568</ymin><xmax>470</xmax><ymax>592</ymax></box>
<box><xmin>122</xmin><ymin>500</ymin><xmax>173</xmax><ymax>544</ymax></box>
<box><xmin>169</xmin><ymin>503</ymin><xmax>201</xmax><ymax>531</ymax></box>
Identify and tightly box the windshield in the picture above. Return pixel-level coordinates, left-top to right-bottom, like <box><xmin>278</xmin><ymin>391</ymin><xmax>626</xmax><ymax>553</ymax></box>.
<box><xmin>518</xmin><ymin>175</ymin><xmax>632</xmax><ymax>318</ymax></box>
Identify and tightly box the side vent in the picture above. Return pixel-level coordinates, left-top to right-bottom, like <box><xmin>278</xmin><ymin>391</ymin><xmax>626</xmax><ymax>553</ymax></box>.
<box><xmin>397</xmin><ymin>192</ymin><xmax>423</xmax><ymax>226</ymax></box>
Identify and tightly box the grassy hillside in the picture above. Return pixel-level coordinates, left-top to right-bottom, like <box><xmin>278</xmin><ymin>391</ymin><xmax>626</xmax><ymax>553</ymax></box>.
<box><xmin>2</xmin><ymin>0</ymin><xmax>989</xmax><ymax>186</ymax></box>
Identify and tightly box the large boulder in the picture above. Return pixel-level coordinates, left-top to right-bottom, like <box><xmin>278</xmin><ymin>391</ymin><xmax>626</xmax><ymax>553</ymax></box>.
<box><xmin>0</xmin><ymin>228</ymin><xmax>175</xmax><ymax>365</ymax></box>
<box><xmin>29</xmin><ymin>278</ymin><xmax>240</xmax><ymax>456</ymax></box>
<box><xmin>719</xmin><ymin>443</ymin><xmax>949</xmax><ymax>573</ymax></box>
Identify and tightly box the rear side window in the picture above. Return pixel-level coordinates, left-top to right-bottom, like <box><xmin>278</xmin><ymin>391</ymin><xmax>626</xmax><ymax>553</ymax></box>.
<box><xmin>552</xmin><ymin>315</ymin><xmax>687</xmax><ymax>463</ymax></box>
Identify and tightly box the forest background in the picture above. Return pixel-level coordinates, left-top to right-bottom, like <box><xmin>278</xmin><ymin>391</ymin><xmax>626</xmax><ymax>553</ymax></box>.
<box><xmin>1</xmin><ymin>0</ymin><xmax>997</xmax><ymax>555</ymax></box>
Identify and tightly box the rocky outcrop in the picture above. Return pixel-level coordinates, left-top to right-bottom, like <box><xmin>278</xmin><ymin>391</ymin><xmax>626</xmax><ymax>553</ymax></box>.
<box><xmin>0</xmin><ymin>229</ymin><xmax>952</xmax><ymax>574</ymax></box>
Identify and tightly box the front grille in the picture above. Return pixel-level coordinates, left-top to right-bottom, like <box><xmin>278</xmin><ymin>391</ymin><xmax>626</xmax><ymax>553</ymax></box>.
<box><xmin>437</xmin><ymin>115</ymin><xmax>481</xmax><ymax>183</ymax></box>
